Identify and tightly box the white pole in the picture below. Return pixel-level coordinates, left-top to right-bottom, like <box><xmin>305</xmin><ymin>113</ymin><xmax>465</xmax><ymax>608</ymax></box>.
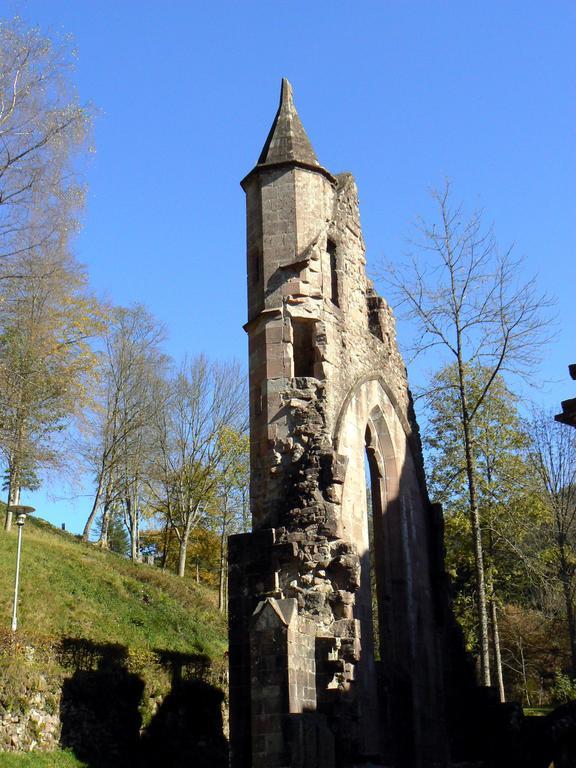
<box><xmin>11</xmin><ymin>522</ymin><xmax>23</xmax><ymax>632</ymax></box>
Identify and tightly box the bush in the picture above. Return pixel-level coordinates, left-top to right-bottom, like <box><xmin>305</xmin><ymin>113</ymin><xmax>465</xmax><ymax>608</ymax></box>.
<box><xmin>551</xmin><ymin>671</ymin><xmax>576</xmax><ymax>704</ymax></box>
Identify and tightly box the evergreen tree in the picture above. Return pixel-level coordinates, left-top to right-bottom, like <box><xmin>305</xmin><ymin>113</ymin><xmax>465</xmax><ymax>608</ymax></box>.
<box><xmin>97</xmin><ymin>508</ymin><xmax>129</xmax><ymax>557</ymax></box>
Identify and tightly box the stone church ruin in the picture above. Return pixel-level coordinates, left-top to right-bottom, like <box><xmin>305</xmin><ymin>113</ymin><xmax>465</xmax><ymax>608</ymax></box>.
<box><xmin>228</xmin><ymin>80</ymin><xmax>468</xmax><ymax>768</ymax></box>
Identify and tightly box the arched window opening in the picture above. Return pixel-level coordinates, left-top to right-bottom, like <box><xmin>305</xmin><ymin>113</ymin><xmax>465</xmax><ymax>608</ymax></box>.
<box><xmin>364</xmin><ymin>425</ymin><xmax>385</xmax><ymax>662</ymax></box>
<box><xmin>348</xmin><ymin>424</ymin><xmax>386</xmax><ymax>757</ymax></box>
<box><xmin>365</xmin><ymin>451</ymin><xmax>381</xmax><ymax>660</ymax></box>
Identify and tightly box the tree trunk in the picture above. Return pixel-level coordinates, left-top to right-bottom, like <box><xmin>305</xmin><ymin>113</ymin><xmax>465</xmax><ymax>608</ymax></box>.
<box><xmin>458</xmin><ymin>367</ymin><xmax>491</xmax><ymax>686</ymax></box>
<box><xmin>5</xmin><ymin>418</ymin><xmax>24</xmax><ymax>532</ymax></box>
<box><xmin>486</xmin><ymin>527</ymin><xmax>504</xmax><ymax>701</ymax></box>
<box><xmin>519</xmin><ymin>640</ymin><xmax>531</xmax><ymax>706</ymax></box>
<box><xmin>4</xmin><ymin>503</ymin><xmax>12</xmax><ymax>532</ymax></box>
<box><xmin>98</xmin><ymin>502</ymin><xmax>111</xmax><ymax>549</ymax></box>
<box><xmin>491</xmin><ymin>599</ymin><xmax>505</xmax><ymax>702</ymax></box>
<box><xmin>218</xmin><ymin>527</ymin><xmax>227</xmax><ymax>613</ymax></box>
<box><xmin>177</xmin><ymin>516</ymin><xmax>193</xmax><ymax>578</ymax></box>
<box><xmin>177</xmin><ymin>535</ymin><xmax>187</xmax><ymax>578</ymax></box>
<box><xmin>126</xmin><ymin>495</ymin><xmax>140</xmax><ymax>563</ymax></box>
<box><xmin>97</xmin><ymin>478</ymin><xmax>116</xmax><ymax>548</ymax></box>
<box><xmin>4</xmin><ymin>468</ymin><xmax>21</xmax><ymax>532</ymax></box>
<box><xmin>161</xmin><ymin>517</ymin><xmax>172</xmax><ymax>570</ymax></box>
<box><xmin>82</xmin><ymin>475</ymin><xmax>104</xmax><ymax>542</ymax></box>
<box><xmin>132</xmin><ymin>512</ymin><xmax>139</xmax><ymax>562</ymax></box>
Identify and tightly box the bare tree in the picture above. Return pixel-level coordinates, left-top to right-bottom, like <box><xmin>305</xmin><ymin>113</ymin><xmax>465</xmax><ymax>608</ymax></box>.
<box><xmin>0</xmin><ymin>18</ymin><xmax>95</xmax><ymax>530</ymax></box>
<box><xmin>148</xmin><ymin>356</ymin><xmax>246</xmax><ymax>578</ymax></box>
<box><xmin>386</xmin><ymin>182</ymin><xmax>553</xmax><ymax>685</ymax></box>
<box><xmin>81</xmin><ymin>305</ymin><xmax>168</xmax><ymax>560</ymax></box>
<box><xmin>0</xmin><ymin>18</ymin><xmax>91</xmax><ymax>269</ymax></box>
<box><xmin>528</xmin><ymin>411</ymin><xmax>576</xmax><ymax>675</ymax></box>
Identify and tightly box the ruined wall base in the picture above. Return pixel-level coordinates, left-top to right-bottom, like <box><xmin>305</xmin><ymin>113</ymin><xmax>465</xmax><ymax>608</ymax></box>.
<box><xmin>228</xmin><ymin>528</ymin><xmax>450</xmax><ymax>768</ymax></box>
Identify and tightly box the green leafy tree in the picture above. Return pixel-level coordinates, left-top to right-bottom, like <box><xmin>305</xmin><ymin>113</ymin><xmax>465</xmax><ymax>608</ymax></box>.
<box><xmin>425</xmin><ymin>363</ymin><xmax>535</xmax><ymax>698</ymax></box>
<box><xmin>0</xmin><ymin>247</ymin><xmax>104</xmax><ymax>531</ymax></box>
<box><xmin>97</xmin><ymin>508</ymin><xmax>129</xmax><ymax>557</ymax></box>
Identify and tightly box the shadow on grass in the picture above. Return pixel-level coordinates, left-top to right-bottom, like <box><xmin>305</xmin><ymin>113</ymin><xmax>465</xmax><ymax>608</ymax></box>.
<box><xmin>58</xmin><ymin>639</ymin><xmax>228</xmax><ymax>768</ymax></box>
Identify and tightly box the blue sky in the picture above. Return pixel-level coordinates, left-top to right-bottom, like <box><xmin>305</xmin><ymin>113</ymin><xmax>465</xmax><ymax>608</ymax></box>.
<box><xmin>9</xmin><ymin>0</ymin><xmax>575</xmax><ymax>532</ymax></box>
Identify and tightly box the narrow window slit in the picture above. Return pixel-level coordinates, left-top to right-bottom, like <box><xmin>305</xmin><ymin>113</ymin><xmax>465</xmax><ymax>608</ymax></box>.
<box><xmin>327</xmin><ymin>239</ymin><xmax>339</xmax><ymax>307</ymax></box>
<box><xmin>292</xmin><ymin>319</ymin><xmax>316</xmax><ymax>378</ymax></box>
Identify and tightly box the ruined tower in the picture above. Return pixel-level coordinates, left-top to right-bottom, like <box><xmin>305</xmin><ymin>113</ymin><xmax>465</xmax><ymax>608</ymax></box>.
<box><xmin>228</xmin><ymin>80</ymin><xmax>452</xmax><ymax>768</ymax></box>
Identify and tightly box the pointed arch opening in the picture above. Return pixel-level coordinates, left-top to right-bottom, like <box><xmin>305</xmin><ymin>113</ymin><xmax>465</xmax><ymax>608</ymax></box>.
<box><xmin>358</xmin><ymin>411</ymin><xmax>399</xmax><ymax>664</ymax></box>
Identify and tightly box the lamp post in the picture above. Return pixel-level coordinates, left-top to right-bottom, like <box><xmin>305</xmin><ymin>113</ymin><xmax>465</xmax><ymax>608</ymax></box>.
<box><xmin>10</xmin><ymin>505</ymin><xmax>35</xmax><ymax>632</ymax></box>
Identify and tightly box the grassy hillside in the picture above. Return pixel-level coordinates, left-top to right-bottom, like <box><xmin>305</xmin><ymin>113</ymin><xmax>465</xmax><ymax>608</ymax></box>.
<box><xmin>0</xmin><ymin>517</ymin><xmax>229</xmax><ymax>765</ymax></box>
<box><xmin>0</xmin><ymin>516</ymin><xmax>227</xmax><ymax>658</ymax></box>
<box><xmin>0</xmin><ymin>752</ymin><xmax>85</xmax><ymax>767</ymax></box>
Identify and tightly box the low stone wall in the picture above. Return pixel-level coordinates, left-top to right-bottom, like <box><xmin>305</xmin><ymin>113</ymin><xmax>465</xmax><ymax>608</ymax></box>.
<box><xmin>0</xmin><ymin>634</ymin><xmax>229</xmax><ymax>765</ymax></box>
<box><xmin>0</xmin><ymin>635</ymin><xmax>63</xmax><ymax>751</ymax></box>
<box><xmin>0</xmin><ymin>690</ymin><xmax>61</xmax><ymax>751</ymax></box>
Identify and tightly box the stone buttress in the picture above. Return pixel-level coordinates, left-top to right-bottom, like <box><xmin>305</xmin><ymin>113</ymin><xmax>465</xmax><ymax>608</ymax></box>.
<box><xmin>228</xmin><ymin>80</ymin><xmax>452</xmax><ymax>768</ymax></box>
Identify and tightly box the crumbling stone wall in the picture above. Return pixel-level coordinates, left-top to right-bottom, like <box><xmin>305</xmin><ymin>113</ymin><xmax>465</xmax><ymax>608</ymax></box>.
<box><xmin>229</xmin><ymin>80</ymin><xmax>450</xmax><ymax>768</ymax></box>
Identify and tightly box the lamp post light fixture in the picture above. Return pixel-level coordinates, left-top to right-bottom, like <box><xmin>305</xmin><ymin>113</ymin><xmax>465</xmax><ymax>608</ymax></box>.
<box><xmin>10</xmin><ymin>505</ymin><xmax>35</xmax><ymax>632</ymax></box>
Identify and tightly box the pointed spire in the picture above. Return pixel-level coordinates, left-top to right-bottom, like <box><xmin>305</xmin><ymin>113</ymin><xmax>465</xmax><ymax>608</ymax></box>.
<box><xmin>257</xmin><ymin>78</ymin><xmax>320</xmax><ymax>167</ymax></box>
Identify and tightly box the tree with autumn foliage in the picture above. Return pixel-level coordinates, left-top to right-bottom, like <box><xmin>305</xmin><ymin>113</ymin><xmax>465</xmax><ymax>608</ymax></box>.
<box><xmin>0</xmin><ymin>245</ymin><xmax>104</xmax><ymax>530</ymax></box>
<box><xmin>0</xmin><ymin>17</ymin><xmax>98</xmax><ymax>531</ymax></box>
<box><xmin>147</xmin><ymin>356</ymin><xmax>246</xmax><ymax>577</ymax></box>
<box><xmin>139</xmin><ymin>426</ymin><xmax>248</xmax><ymax>592</ymax></box>
<box><xmin>214</xmin><ymin>426</ymin><xmax>249</xmax><ymax>611</ymax></box>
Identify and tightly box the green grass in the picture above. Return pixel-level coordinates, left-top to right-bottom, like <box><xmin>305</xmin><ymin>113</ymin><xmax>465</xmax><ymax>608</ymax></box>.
<box><xmin>0</xmin><ymin>516</ymin><xmax>227</xmax><ymax>659</ymax></box>
<box><xmin>524</xmin><ymin>706</ymin><xmax>554</xmax><ymax>717</ymax></box>
<box><xmin>0</xmin><ymin>751</ymin><xmax>86</xmax><ymax>767</ymax></box>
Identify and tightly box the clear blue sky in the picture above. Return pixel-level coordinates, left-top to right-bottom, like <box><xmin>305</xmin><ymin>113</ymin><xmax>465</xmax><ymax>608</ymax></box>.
<box><xmin>9</xmin><ymin>0</ymin><xmax>575</xmax><ymax>532</ymax></box>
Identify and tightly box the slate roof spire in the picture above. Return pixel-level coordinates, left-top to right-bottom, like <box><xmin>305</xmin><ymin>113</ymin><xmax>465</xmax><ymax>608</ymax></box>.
<box><xmin>257</xmin><ymin>78</ymin><xmax>320</xmax><ymax>167</ymax></box>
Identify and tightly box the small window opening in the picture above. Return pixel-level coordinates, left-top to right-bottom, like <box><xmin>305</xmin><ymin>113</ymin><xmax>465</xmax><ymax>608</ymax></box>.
<box><xmin>327</xmin><ymin>239</ymin><xmax>339</xmax><ymax>307</ymax></box>
<box><xmin>292</xmin><ymin>319</ymin><xmax>316</xmax><ymax>378</ymax></box>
